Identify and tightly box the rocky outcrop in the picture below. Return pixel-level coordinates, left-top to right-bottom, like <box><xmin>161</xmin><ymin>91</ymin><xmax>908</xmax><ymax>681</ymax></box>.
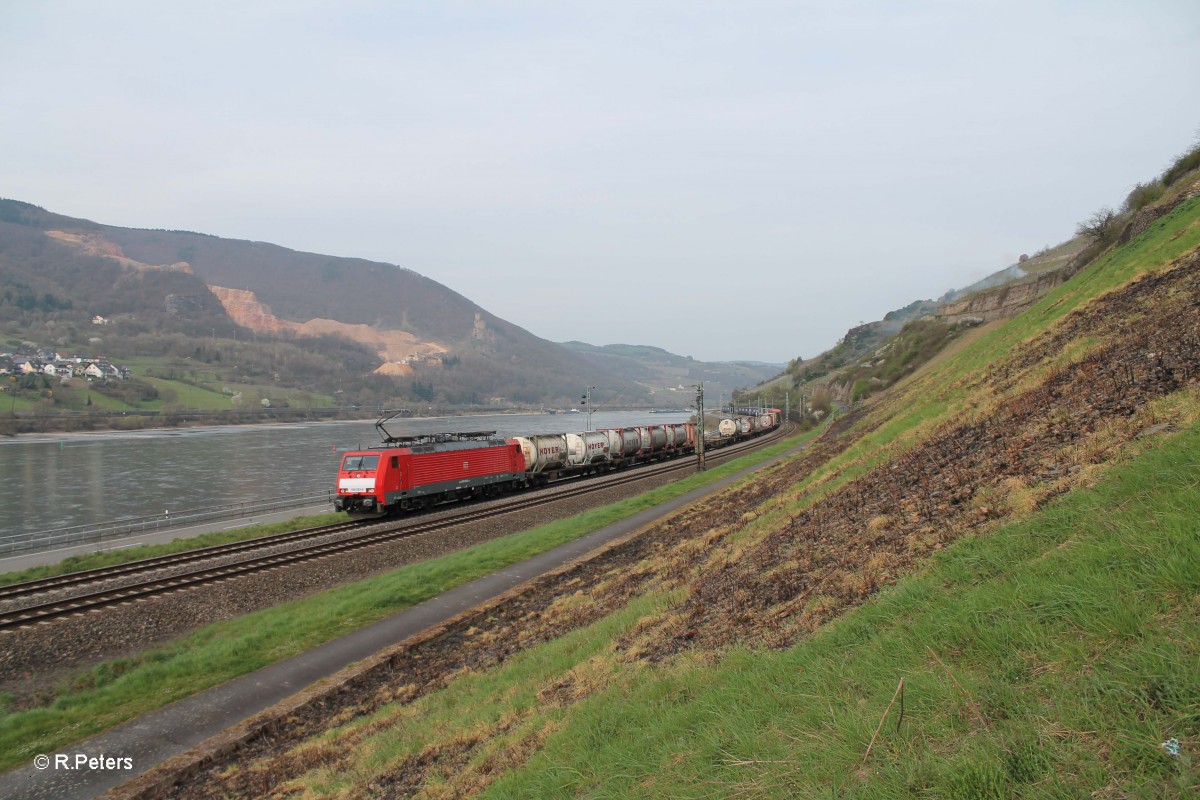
<box><xmin>1118</xmin><ymin>177</ymin><xmax>1200</xmax><ymax>245</ymax></box>
<box><xmin>207</xmin><ymin>287</ymin><xmax>291</xmax><ymax>333</ymax></box>
<box><xmin>934</xmin><ymin>269</ymin><xmax>1071</xmax><ymax>325</ymax></box>
<box><xmin>207</xmin><ymin>285</ymin><xmax>449</xmax><ymax>372</ymax></box>
<box><xmin>937</xmin><ymin>180</ymin><xmax>1199</xmax><ymax>327</ymax></box>
<box><xmin>44</xmin><ymin>230</ymin><xmax>192</xmax><ymax>272</ymax></box>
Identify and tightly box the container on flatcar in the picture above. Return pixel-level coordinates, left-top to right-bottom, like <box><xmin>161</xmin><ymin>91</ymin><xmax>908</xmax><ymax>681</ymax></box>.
<box><xmin>639</xmin><ymin>425</ymin><xmax>668</xmax><ymax>454</ymax></box>
<box><xmin>718</xmin><ymin>419</ymin><xmax>738</xmax><ymax>437</ymax></box>
<box><xmin>513</xmin><ymin>433</ymin><xmax>569</xmax><ymax>474</ymax></box>
<box><xmin>663</xmin><ymin>423</ymin><xmax>690</xmax><ymax>450</ymax></box>
<box><xmin>566</xmin><ymin>431</ymin><xmax>610</xmax><ymax>466</ymax></box>
<box><xmin>682</xmin><ymin>421</ymin><xmax>697</xmax><ymax>449</ymax></box>
<box><xmin>736</xmin><ymin>418</ymin><xmax>752</xmax><ymax>436</ymax></box>
<box><xmin>601</xmin><ymin>427</ymin><xmax>642</xmax><ymax>459</ymax></box>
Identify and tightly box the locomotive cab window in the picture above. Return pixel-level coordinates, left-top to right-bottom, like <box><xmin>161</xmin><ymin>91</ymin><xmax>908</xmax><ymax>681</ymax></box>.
<box><xmin>341</xmin><ymin>455</ymin><xmax>380</xmax><ymax>471</ymax></box>
<box><xmin>391</xmin><ymin>456</ymin><xmax>399</xmax><ymax>468</ymax></box>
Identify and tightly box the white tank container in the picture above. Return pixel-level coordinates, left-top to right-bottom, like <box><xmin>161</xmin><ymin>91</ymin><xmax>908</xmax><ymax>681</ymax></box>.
<box><xmin>718</xmin><ymin>419</ymin><xmax>738</xmax><ymax>437</ymax></box>
<box><xmin>566</xmin><ymin>431</ymin><xmax>610</xmax><ymax>465</ymax></box>
<box><xmin>602</xmin><ymin>427</ymin><xmax>642</xmax><ymax>457</ymax></box>
<box><xmin>640</xmin><ymin>425</ymin><xmax>668</xmax><ymax>453</ymax></box>
<box><xmin>665</xmin><ymin>424</ymin><xmax>689</xmax><ymax>448</ymax></box>
<box><xmin>514</xmin><ymin>433</ymin><xmax>568</xmax><ymax>473</ymax></box>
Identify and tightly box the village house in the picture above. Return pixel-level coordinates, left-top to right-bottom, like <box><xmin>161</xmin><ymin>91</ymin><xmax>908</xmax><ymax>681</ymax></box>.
<box><xmin>43</xmin><ymin>362</ymin><xmax>74</xmax><ymax>379</ymax></box>
<box><xmin>2</xmin><ymin>343</ymin><xmax>130</xmax><ymax>383</ymax></box>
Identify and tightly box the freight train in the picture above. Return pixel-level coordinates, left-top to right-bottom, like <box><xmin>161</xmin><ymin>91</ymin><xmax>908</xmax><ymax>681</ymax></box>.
<box><xmin>333</xmin><ymin>409</ymin><xmax>782</xmax><ymax>516</ymax></box>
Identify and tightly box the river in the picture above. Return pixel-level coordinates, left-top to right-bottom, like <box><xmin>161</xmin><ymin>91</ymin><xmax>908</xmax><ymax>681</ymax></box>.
<box><xmin>1</xmin><ymin>411</ymin><xmax>693</xmax><ymax>538</ymax></box>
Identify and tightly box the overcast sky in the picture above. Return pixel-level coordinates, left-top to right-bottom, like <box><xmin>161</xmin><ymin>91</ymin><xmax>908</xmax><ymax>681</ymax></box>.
<box><xmin>2</xmin><ymin>1</ymin><xmax>1197</xmax><ymax>363</ymax></box>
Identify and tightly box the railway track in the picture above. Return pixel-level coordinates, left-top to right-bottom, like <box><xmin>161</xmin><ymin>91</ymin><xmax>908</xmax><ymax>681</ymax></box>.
<box><xmin>0</xmin><ymin>519</ymin><xmax>371</xmax><ymax>605</ymax></box>
<box><xmin>0</xmin><ymin>424</ymin><xmax>791</xmax><ymax>632</ymax></box>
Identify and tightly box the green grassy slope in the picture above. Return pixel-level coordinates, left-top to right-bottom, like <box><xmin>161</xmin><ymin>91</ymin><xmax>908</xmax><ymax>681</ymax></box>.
<box><xmin>220</xmin><ymin>182</ymin><xmax>1200</xmax><ymax>798</ymax></box>
<box><xmin>485</xmin><ymin>422</ymin><xmax>1200</xmax><ymax>799</ymax></box>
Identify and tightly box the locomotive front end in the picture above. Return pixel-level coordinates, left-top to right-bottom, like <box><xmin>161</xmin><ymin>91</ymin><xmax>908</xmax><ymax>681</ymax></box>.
<box><xmin>334</xmin><ymin>451</ymin><xmax>387</xmax><ymax>515</ymax></box>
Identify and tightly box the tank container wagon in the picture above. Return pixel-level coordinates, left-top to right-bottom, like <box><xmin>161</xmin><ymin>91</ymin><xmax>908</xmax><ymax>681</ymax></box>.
<box><xmin>519</xmin><ymin>423</ymin><xmax>693</xmax><ymax>481</ymax></box>
<box><xmin>600</xmin><ymin>426</ymin><xmax>643</xmax><ymax>466</ymax></box>
<box><xmin>662</xmin><ymin>422</ymin><xmax>692</xmax><ymax>452</ymax></box>
<box><xmin>567</xmin><ymin>431</ymin><xmax>611</xmax><ymax>468</ymax></box>
<box><xmin>638</xmin><ymin>424</ymin><xmax>669</xmax><ymax>457</ymax></box>
<box><xmin>514</xmin><ymin>431</ymin><xmax>613</xmax><ymax>484</ymax></box>
<box><xmin>711</xmin><ymin>409</ymin><xmax>782</xmax><ymax>446</ymax></box>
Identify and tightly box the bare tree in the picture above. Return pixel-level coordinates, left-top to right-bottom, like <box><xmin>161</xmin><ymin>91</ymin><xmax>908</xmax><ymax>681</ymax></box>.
<box><xmin>810</xmin><ymin>386</ymin><xmax>833</xmax><ymax>414</ymax></box>
<box><xmin>1076</xmin><ymin>206</ymin><xmax>1120</xmax><ymax>243</ymax></box>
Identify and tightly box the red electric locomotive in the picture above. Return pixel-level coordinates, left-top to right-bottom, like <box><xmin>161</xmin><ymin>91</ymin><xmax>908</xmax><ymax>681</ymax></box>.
<box><xmin>334</xmin><ymin>429</ymin><xmax>526</xmax><ymax>516</ymax></box>
<box><xmin>334</xmin><ymin>411</ymin><xmax>725</xmax><ymax>517</ymax></box>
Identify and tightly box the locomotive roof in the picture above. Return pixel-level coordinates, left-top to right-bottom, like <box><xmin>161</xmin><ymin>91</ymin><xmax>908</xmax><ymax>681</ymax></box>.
<box><xmin>377</xmin><ymin>430</ymin><xmax>507</xmax><ymax>452</ymax></box>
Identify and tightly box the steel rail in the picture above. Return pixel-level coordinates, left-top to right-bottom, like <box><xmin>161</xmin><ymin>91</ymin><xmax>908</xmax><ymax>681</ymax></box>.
<box><xmin>0</xmin><ymin>520</ymin><xmax>372</xmax><ymax>604</ymax></box>
<box><xmin>0</xmin><ymin>424</ymin><xmax>790</xmax><ymax>631</ymax></box>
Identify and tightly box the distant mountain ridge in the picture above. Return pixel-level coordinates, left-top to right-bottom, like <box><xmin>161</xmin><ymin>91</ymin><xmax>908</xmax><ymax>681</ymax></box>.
<box><xmin>558</xmin><ymin>341</ymin><xmax>782</xmax><ymax>407</ymax></box>
<box><xmin>0</xmin><ymin>199</ymin><xmax>669</xmax><ymax>405</ymax></box>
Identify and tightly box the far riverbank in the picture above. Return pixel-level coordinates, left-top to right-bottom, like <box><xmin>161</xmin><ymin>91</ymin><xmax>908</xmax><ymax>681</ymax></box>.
<box><xmin>0</xmin><ymin>405</ymin><xmax>694</xmax><ymax>438</ymax></box>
